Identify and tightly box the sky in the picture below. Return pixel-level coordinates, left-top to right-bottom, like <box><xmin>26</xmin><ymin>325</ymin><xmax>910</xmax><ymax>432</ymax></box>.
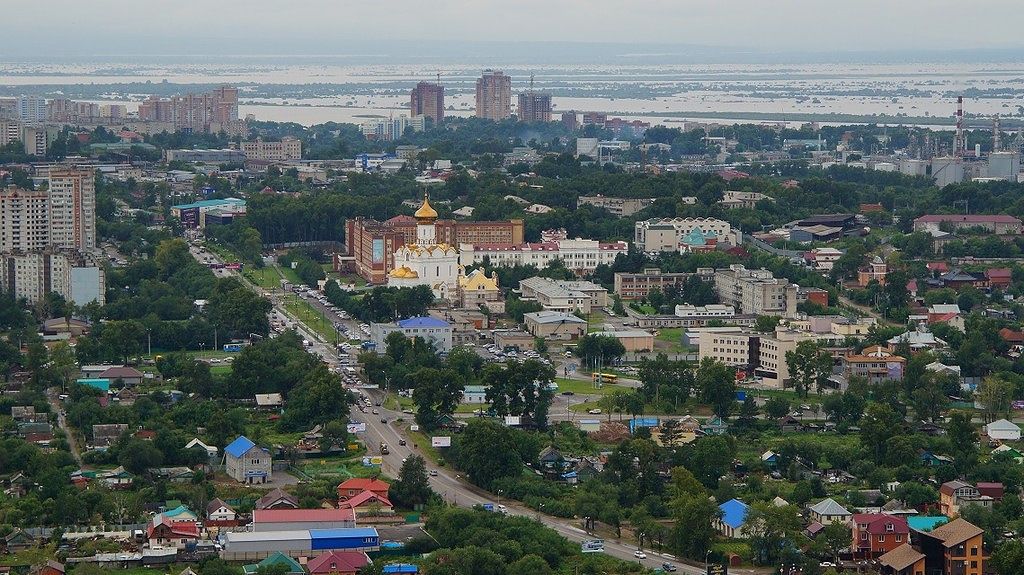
<box><xmin>4</xmin><ymin>0</ymin><xmax>1022</xmax><ymax>59</ymax></box>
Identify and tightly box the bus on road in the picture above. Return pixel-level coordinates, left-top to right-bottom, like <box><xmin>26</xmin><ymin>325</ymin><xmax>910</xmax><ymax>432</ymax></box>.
<box><xmin>591</xmin><ymin>372</ymin><xmax>618</xmax><ymax>384</ymax></box>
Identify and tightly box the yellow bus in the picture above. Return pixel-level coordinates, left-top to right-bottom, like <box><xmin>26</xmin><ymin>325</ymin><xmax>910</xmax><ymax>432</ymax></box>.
<box><xmin>591</xmin><ymin>372</ymin><xmax>618</xmax><ymax>384</ymax></box>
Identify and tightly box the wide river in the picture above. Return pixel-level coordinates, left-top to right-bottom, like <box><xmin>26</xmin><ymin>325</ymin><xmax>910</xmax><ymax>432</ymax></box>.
<box><xmin>2</xmin><ymin>60</ymin><xmax>1023</xmax><ymax>128</ymax></box>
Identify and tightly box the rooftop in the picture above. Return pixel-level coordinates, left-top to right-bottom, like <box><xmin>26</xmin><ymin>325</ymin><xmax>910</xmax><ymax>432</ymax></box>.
<box><xmin>395</xmin><ymin>316</ymin><xmax>450</xmax><ymax>329</ymax></box>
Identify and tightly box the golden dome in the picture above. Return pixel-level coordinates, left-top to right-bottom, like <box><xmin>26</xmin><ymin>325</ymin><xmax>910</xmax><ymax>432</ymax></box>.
<box><xmin>390</xmin><ymin>265</ymin><xmax>418</xmax><ymax>279</ymax></box>
<box><xmin>414</xmin><ymin>193</ymin><xmax>438</xmax><ymax>220</ymax></box>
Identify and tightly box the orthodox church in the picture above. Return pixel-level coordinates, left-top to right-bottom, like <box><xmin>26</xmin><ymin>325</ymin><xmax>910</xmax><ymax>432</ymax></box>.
<box><xmin>388</xmin><ymin>193</ymin><xmax>460</xmax><ymax>300</ymax></box>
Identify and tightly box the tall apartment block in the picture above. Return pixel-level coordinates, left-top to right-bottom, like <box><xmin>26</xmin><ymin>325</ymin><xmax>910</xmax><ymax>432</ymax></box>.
<box><xmin>517</xmin><ymin>92</ymin><xmax>552</xmax><ymax>123</ymax></box>
<box><xmin>410</xmin><ymin>82</ymin><xmax>444</xmax><ymax>123</ymax></box>
<box><xmin>47</xmin><ymin>169</ymin><xmax>96</xmax><ymax>251</ymax></box>
<box><xmin>137</xmin><ymin>85</ymin><xmax>242</xmax><ymax>134</ymax></box>
<box><xmin>475</xmin><ymin>70</ymin><xmax>512</xmax><ymax>121</ymax></box>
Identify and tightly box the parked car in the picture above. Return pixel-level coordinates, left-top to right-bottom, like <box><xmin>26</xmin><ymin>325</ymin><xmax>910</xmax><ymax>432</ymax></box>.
<box><xmin>634</xmin><ymin>550</ymin><xmax>647</xmax><ymax>559</ymax></box>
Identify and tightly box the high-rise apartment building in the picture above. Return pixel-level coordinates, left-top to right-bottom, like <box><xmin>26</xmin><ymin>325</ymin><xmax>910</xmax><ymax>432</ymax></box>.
<box><xmin>19</xmin><ymin>125</ymin><xmax>49</xmax><ymax>157</ymax></box>
<box><xmin>16</xmin><ymin>96</ymin><xmax>46</xmax><ymax>122</ymax></box>
<box><xmin>0</xmin><ymin>250</ymin><xmax>105</xmax><ymax>306</ymax></box>
<box><xmin>137</xmin><ymin>86</ymin><xmax>242</xmax><ymax>134</ymax></box>
<box><xmin>410</xmin><ymin>82</ymin><xmax>444</xmax><ymax>123</ymax></box>
<box><xmin>517</xmin><ymin>92</ymin><xmax>552</xmax><ymax>123</ymax></box>
<box><xmin>0</xmin><ymin>188</ymin><xmax>50</xmax><ymax>252</ymax></box>
<box><xmin>47</xmin><ymin>169</ymin><xmax>96</xmax><ymax>251</ymax></box>
<box><xmin>475</xmin><ymin>70</ymin><xmax>512</xmax><ymax>121</ymax></box>
<box><xmin>561</xmin><ymin>111</ymin><xmax>578</xmax><ymax>131</ymax></box>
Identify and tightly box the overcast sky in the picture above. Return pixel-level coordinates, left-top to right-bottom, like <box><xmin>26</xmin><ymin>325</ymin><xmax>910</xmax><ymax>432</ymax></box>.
<box><xmin>4</xmin><ymin>0</ymin><xmax>1022</xmax><ymax>57</ymax></box>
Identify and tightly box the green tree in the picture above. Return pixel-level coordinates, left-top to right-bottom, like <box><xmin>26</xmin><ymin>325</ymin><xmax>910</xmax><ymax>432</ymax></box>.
<box><xmin>411</xmin><ymin>367</ymin><xmax>464</xmax><ymax>431</ymax></box>
<box><xmin>978</xmin><ymin>375</ymin><xmax>1014</xmax><ymax>423</ymax></box>
<box><xmin>452</xmin><ymin>419</ymin><xmax>539</xmax><ymax>489</ymax></box>
<box><xmin>765</xmin><ymin>396</ymin><xmax>790</xmax><ymax>419</ymax></box>
<box><xmin>390</xmin><ymin>455</ymin><xmax>433</xmax><ymax>508</ymax></box>
<box><xmin>696</xmin><ymin>358</ymin><xmax>736</xmax><ymax>418</ymax></box>
<box><xmin>859</xmin><ymin>403</ymin><xmax>903</xmax><ymax>463</ymax></box>
<box><xmin>785</xmin><ymin>340</ymin><xmax>833</xmax><ymax>397</ymax></box>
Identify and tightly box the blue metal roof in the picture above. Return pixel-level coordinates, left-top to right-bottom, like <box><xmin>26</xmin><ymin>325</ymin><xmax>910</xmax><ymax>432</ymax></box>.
<box><xmin>396</xmin><ymin>316</ymin><xmax>449</xmax><ymax>329</ymax></box>
<box><xmin>719</xmin><ymin>498</ymin><xmax>749</xmax><ymax>529</ymax></box>
<box><xmin>309</xmin><ymin>527</ymin><xmax>379</xmax><ymax>540</ymax></box>
<box><xmin>908</xmin><ymin>516</ymin><xmax>949</xmax><ymax>532</ymax></box>
<box><xmin>224</xmin><ymin>436</ymin><xmax>256</xmax><ymax>458</ymax></box>
<box><xmin>382</xmin><ymin>565</ymin><xmax>418</xmax><ymax>574</ymax></box>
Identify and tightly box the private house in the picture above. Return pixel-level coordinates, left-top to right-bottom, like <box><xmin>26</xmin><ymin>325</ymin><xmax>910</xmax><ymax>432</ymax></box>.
<box><xmin>92</xmin><ymin>424</ymin><xmax>129</xmax><ymax>448</ymax></box>
<box><xmin>939</xmin><ymin>481</ymin><xmax>993</xmax><ymax>516</ymax></box>
<box><xmin>714</xmin><ymin>499</ymin><xmax>749</xmax><ymax>538</ymax></box>
<box><xmin>701</xmin><ymin>416</ymin><xmax>729</xmax><ymax>435</ymax></box>
<box><xmin>338</xmin><ymin>490</ymin><xmax>394</xmax><ymax>516</ymax></box>
<box><xmin>307</xmin><ymin>550</ymin><xmax>371</xmax><ymax>575</ymax></box>
<box><xmin>986</xmin><ymin>268</ymin><xmax>1012</xmax><ymax>289</ymax></box>
<box><xmin>242</xmin><ymin>552</ymin><xmax>305</xmax><ymax>575</ymax></box>
<box><xmin>207</xmin><ymin>498</ymin><xmax>236</xmax><ymax>522</ymax></box>
<box><xmin>255</xmin><ymin>488</ymin><xmax>299</xmax><ymax>510</ymax></box>
<box><xmin>462</xmin><ymin>385</ymin><xmax>488</xmax><ymax>404</ymax></box>
<box><xmin>185</xmin><ymin>438</ymin><xmax>218</xmax><ymax>462</ymax></box>
<box><xmin>840</xmin><ymin>346</ymin><xmax>906</xmax><ymax>384</ymax></box>
<box><xmin>912</xmin><ymin>518</ymin><xmax>985</xmax><ymax>575</ymax></box>
<box><xmin>538</xmin><ymin>446</ymin><xmax>565</xmax><ymax>470</ymax></box>
<box><xmin>808</xmin><ymin>498</ymin><xmax>852</xmax><ymax>524</ymax></box>
<box><xmin>30</xmin><ymin>561</ymin><xmax>64</xmax><ymax>575</ymax></box>
<box><xmin>851</xmin><ymin>514</ymin><xmax>910</xmax><ymax>559</ymax></box>
<box><xmin>255</xmin><ymin>393</ymin><xmax>284</xmax><ymax>410</ymax></box>
<box><xmin>146</xmin><ymin>515</ymin><xmax>200</xmax><ymax>548</ymax></box>
<box><xmin>779</xmin><ymin>415</ymin><xmax>803</xmax><ymax>433</ymax></box>
<box><xmin>991</xmin><ymin>444</ymin><xmax>1024</xmax><ymax>463</ymax></box>
<box><xmin>224</xmin><ymin>436</ymin><xmax>272</xmax><ymax>484</ymax></box>
<box><xmin>887</xmin><ymin>324</ymin><xmax>947</xmax><ymax>353</ymax></box>
<box><xmin>3</xmin><ymin>529</ymin><xmax>35</xmax><ymax>553</ymax></box>
<box><xmin>97</xmin><ymin>366</ymin><xmax>145</xmax><ymax>386</ymax></box>
<box><xmin>152</xmin><ymin>467</ymin><xmax>194</xmax><ymax>483</ymax></box>
<box><xmin>761</xmin><ymin>450</ymin><xmax>780</xmax><ymax>469</ymax></box>
<box><xmin>876</xmin><ymin>544</ymin><xmax>926</xmax><ymax>575</ymax></box>
<box><xmin>338</xmin><ymin>478</ymin><xmax>391</xmax><ymax>501</ymax></box>
<box><xmin>985</xmin><ymin>418</ymin><xmax>1021</xmax><ymax>441</ymax></box>
<box><xmin>920</xmin><ymin>451</ymin><xmax>954</xmax><ymax>467</ymax></box>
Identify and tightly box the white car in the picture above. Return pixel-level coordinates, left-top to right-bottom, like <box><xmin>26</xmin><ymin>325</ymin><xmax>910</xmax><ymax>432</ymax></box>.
<box><xmin>634</xmin><ymin>550</ymin><xmax>647</xmax><ymax>559</ymax></box>
<box><xmin>588</xmin><ymin>408</ymin><xmax>602</xmax><ymax>415</ymax></box>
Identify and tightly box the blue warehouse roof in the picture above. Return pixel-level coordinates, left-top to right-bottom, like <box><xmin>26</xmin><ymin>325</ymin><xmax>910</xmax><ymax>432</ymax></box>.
<box><xmin>310</xmin><ymin>527</ymin><xmax>379</xmax><ymax>540</ymax></box>
<box><xmin>172</xmin><ymin>198</ymin><xmax>246</xmax><ymax>210</ymax></box>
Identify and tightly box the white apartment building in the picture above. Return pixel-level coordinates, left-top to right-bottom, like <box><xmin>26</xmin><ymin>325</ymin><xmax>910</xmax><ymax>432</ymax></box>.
<box><xmin>0</xmin><ymin>250</ymin><xmax>105</xmax><ymax>306</ymax></box>
<box><xmin>460</xmin><ymin>239</ymin><xmax>628</xmax><ymax>274</ymax></box>
<box><xmin>634</xmin><ymin>218</ymin><xmax>732</xmax><ymax>252</ymax></box>
<box><xmin>698</xmin><ymin>328</ymin><xmax>808</xmax><ymax>388</ymax></box>
<box><xmin>713</xmin><ymin>265</ymin><xmax>798</xmax><ymax>317</ymax></box>
<box><xmin>16</xmin><ymin>96</ymin><xmax>46</xmax><ymax>122</ymax></box>
<box><xmin>519</xmin><ymin>277</ymin><xmax>608</xmax><ymax>314</ymax></box>
<box><xmin>240</xmin><ymin>137</ymin><xmax>302</xmax><ymax>161</ymax></box>
<box><xmin>0</xmin><ymin>188</ymin><xmax>50</xmax><ymax>252</ymax></box>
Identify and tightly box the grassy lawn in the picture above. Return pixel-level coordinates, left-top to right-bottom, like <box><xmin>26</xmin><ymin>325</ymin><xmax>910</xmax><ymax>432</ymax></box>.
<box><xmin>203</xmin><ymin>241</ymin><xmax>241</xmax><ymax>263</ymax></box>
<box><xmin>555</xmin><ymin>377</ymin><xmax>615</xmax><ymax>396</ymax></box>
<box><xmin>282</xmin><ymin>295</ymin><xmax>338</xmax><ymax>342</ymax></box>
<box><xmin>631</xmin><ymin>303</ymin><xmax>657</xmax><ymax>315</ymax></box>
<box><xmin>296</xmin><ymin>456</ymin><xmax>384</xmax><ymax>480</ymax></box>
<box><xmin>244</xmin><ymin>266</ymin><xmax>282</xmax><ymax>289</ymax></box>
<box><xmin>276</xmin><ymin>264</ymin><xmax>303</xmax><ymax>285</ymax></box>
<box><xmin>655</xmin><ymin>327</ymin><xmax>684</xmax><ymax>344</ymax></box>
<box><xmin>404</xmin><ymin>426</ymin><xmax>444</xmax><ymax>464</ymax></box>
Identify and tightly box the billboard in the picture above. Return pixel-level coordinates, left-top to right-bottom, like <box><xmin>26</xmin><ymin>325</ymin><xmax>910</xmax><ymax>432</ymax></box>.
<box><xmin>707</xmin><ymin>565</ymin><xmax>728</xmax><ymax>575</ymax></box>
<box><xmin>372</xmin><ymin>238</ymin><xmax>385</xmax><ymax>263</ymax></box>
<box><xmin>347</xmin><ymin>422</ymin><xmax>367</xmax><ymax>433</ymax></box>
<box><xmin>431</xmin><ymin>436</ymin><xmax>452</xmax><ymax>448</ymax></box>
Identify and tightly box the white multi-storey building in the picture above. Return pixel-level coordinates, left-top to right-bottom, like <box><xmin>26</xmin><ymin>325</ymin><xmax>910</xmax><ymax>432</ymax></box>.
<box><xmin>634</xmin><ymin>218</ymin><xmax>732</xmax><ymax>252</ymax></box>
<box><xmin>240</xmin><ymin>137</ymin><xmax>302</xmax><ymax>161</ymax></box>
<box><xmin>16</xmin><ymin>96</ymin><xmax>46</xmax><ymax>122</ymax></box>
<box><xmin>459</xmin><ymin>238</ymin><xmax>628</xmax><ymax>275</ymax></box>
<box><xmin>0</xmin><ymin>188</ymin><xmax>50</xmax><ymax>252</ymax></box>
<box><xmin>0</xmin><ymin>250</ymin><xmax>105</xmax><ymax>306</ymax></box>
<box><xmin>713</xmin><ymin>265</ymin><xmax>798</xmax><ymax>317</ymax></box>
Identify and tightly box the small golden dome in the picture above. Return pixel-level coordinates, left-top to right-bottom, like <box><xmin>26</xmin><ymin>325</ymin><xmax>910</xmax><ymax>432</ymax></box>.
<box><xmin>414</xmin><ymin>193</ymin><xmax>438</xmax><ymax>220</ymax></box>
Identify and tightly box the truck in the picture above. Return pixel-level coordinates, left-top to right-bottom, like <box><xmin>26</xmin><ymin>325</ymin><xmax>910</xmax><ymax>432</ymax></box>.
<box><xmin>380</xmin><ymin>442</ymin><xmax>389</xmax><ymax>455</ymax></box>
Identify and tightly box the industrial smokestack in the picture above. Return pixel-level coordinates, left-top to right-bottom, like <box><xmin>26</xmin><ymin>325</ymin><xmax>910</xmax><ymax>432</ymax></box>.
<box><xmin>954</xmin><ymin>96</ymin><xmax>965</xmax><ymax>157</ymax></box>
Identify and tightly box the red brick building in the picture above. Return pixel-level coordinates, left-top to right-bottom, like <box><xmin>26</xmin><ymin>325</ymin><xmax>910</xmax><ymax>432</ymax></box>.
<box><xmin>342</xmin><ymin>216</ymin><xmax>524</xmax><ymax>284</ymax></box>
<box><xmin>851</xmin><ymin>514</ymin><xmax>910</xmax><ymax>559</ymax></box>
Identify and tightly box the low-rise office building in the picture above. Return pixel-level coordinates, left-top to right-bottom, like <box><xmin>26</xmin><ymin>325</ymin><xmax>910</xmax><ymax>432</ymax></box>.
<box><xmin>634</xmin><ymin>218</ymin><xmax>732</xmax><ymax>253</ymax></box>
<box><xmin>613</xmin><ymin>268</ymin><xmax>714</xmax><ymax>300</ymax></box>
<box><xmin>577</xmin><ymin>195</ymin><xmax>655</xmax><ymax>217</ymax></box>
<box><xmin>370</xmin><ymin>316</ymin><xmax>453</xmax><ymax>353</ymax></box>
<box><xmin>460</xmin><ymin>238</ymin><xmax>627</xmax><ymax>275</ymax></box>
<box><xmin>519</xmin><ymin>277</ymin><xmax>608</xmax><ymax>314</ymax></box>
<box><xmin>714</xmin><ymin>265</ymin><xmax>798</xmax><ymax>317</ymax></box>
<box><xmin>523</xmin><ymin>311</ymin><xmax>587</xmax><ymax>340</ymax></box>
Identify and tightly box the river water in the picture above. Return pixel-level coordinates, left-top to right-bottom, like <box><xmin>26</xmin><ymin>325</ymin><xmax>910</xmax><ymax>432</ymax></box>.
<box><xmin>2</xmin><ymin>59</ymin><xmax>1022</xmax><ymax>128</ymax></box>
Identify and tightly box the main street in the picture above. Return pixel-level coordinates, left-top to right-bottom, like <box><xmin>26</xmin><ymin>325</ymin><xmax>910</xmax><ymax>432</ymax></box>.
<box><xmin>187</xmin><ymin>243</ymin><xmax>702</xmax><ymax>573</ymax></box>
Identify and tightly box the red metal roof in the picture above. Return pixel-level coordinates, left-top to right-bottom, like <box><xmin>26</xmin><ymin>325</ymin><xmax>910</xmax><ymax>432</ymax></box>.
<box><xmin>852</xmin><ymin>513</ymin><xmax>909</xmax><ymax>535</ymax></box>
<box><xmin>252</xmin><ymin>508</ymin><xmax>355</xmax><ymax>523</ymax></box>
<box><xmin>337</xmin><ymin>478</ymin><xmax>390</xmax><ymax>492</ymax></box>
<box><xmin>307</xmin><ymin>551</ymin><xmax>369</xmax><ymax>574</ymax></box>
<box><xmin>338</xmin><ymin>490</ymin><xmax>393</xmax><ymax>509</ymax></box>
